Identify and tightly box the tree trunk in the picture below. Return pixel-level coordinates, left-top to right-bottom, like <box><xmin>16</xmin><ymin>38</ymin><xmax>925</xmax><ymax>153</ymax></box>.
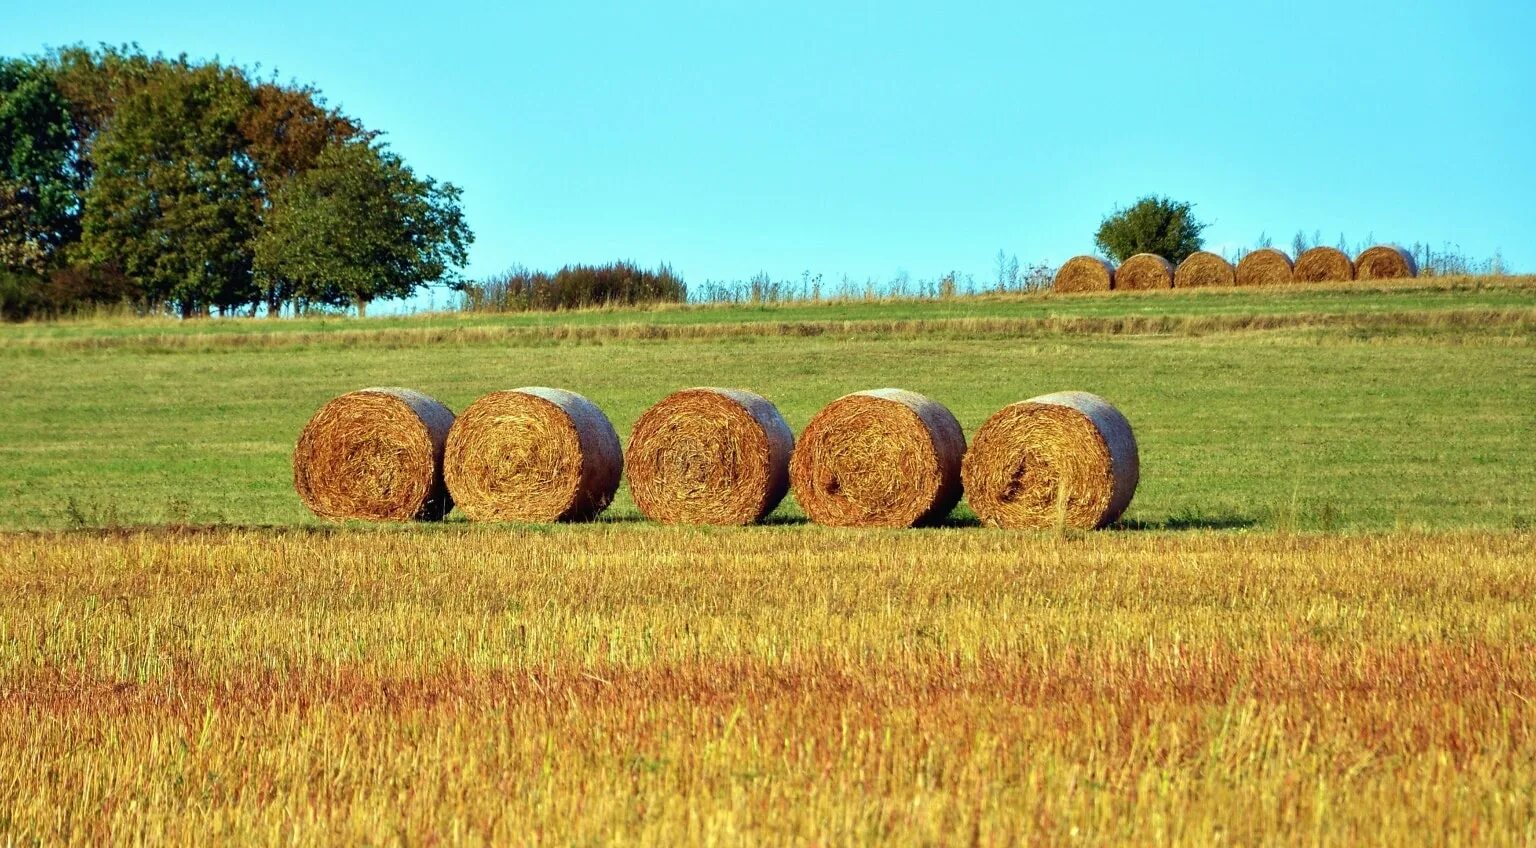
<box><xmin>357</xmin><ymin>297</ymin><xmax>368</xmax><ymax>319</ymax></box>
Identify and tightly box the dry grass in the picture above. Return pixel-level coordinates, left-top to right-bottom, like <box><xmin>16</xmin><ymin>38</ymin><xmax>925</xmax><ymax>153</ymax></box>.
<box><xmin>292</xmin><ymin>388</ymin><xmax>455</xmax><ymax>521</ymax></box>
<box><xmin>790</xmin><ymin>389</ymin><xmax>964</xmax><ymax>527</ymax></box>
<box><xmin>625</xmin><ymin>388</ymin><xmax>793</xmax><ymax>525</ymax></box>
<box><xmin>1</xmin><ymin>527</ymin><xmax>1533</xmax><ymax>844</ymax></box>
<box><xmin>443</xmin><ymin>388</ymin><xmax>622</xmax><ymax>522</ymax></box>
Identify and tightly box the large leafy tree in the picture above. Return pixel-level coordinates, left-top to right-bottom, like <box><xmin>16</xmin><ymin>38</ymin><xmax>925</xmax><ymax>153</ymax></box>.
<box><xmin>1094</xmin><ymin>195</ymin><xmax>1207</xmax><ymax>264</ymax></box>
<box><xmin>253</xmin><ymin>140</ymin><xmax>470</xmax><ymax>317</ymax></box>
<box><xmin>240</xmin><ymin>81</ymin><xmax>362</xmax><ymax>315</ymax></box>
<box><xmin>80</xmin><ymin>59</ymin><xmax>260</xmax><ymax>315</ymax></box>
<box><xmin>0</xmin><ymin>57</ymin><xmax>82</xmax><ymax>274</ymax></box>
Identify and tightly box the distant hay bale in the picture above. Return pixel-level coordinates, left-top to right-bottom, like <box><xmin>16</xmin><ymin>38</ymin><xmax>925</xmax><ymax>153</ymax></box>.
<box><xmin>1114</xmin><ymin>253</ymin><xmax>1174</xmax><ymax>290</ymax></box>
<box><xmin>626</xmin><ymin>388</ymin><xmax>793</xmax><ymax>525</ymax></box>
<box><xmin>1355</xmin><ymin>245</ymin><xmax>1418</xmax><ymax>279</ymax></box>
<box><xmin>1052</xmin><ymin>256</ymin><xmax>1114</xmax><ymax>293</ymax></box>
<box><xmin>790</xmin><ymin>389</ymin><xmax>965</xmax><ymax>528</ymax></box>
<box><xmin>1173</xmin><ymin>251</ymin><xmax>1235</xmax><ymax>288</ymax></box>
<box><xmin>1294</xmin><ymin>247</ymin><xmax>1355</xmax><ymax>283</ymax></box>
<box><xmin>293</xmin><ymin>388</ymin><xmax>455</xmax><ymax>521</ymax></box>
<box><xmin>962</xmin><ymin>391</ymin><xmax>1138</xmax><ymax>530</ymax></box>
<box><xmin>444</xmin><ymin>388</ymin><xmax>622</xmax><ymax>522</ymax></box>
<box><xmin>1235</xmin><ymin>248</ymin><xmax>1294</xmax><ymax>286</ymax></box>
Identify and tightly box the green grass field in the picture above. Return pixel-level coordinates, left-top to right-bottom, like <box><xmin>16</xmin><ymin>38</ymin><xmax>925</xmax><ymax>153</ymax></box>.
<box><xmin>2</xmin><ymin>276</ymin><xmax>1532</xmax><ymax>530</ymax></box>
<box><xmin>2</xmin><ymin>277</ymin><xmax>1535</xmax><ymax>844</ymax></box>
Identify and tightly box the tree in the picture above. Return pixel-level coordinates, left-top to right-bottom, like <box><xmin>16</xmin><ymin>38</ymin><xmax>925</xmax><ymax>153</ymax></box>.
<box><xmin>253</xmin><ymin>139</ymin><xmax>471</xmax><ymax>317</ymax></box>
<box><xmin>80</xmin><ymin>59</ymin><xmax>259</xmax><ymax>316</ymax></box>
<box><xmin>0</xmin><ymin>57</ymin><xmax>82</xmax><ymax>274</ymax></box>
<box><xmin>1094</xmin><ymin>195</ymin><xmax>1207</xmax><ymax>264</ymax></box>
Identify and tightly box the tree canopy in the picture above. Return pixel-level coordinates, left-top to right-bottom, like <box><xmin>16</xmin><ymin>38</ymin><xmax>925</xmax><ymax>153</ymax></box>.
<box><xmin>0</xmin><ymin>45</ymin><xmax>471</xmax><ymax>319</ymax></box>
<box><xmin>1094</xmin><ymin>195</ymin><xmax>1206</xmax><ymax>264</ymax></box>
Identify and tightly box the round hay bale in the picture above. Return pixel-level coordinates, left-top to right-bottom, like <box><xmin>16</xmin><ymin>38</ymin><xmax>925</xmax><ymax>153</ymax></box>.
<box><xmin>1173</xmin><ymin>251</ymin><xmax>1235</xmax><ymax>288</ymax></box>
<box><xmin>444</xmin><ymin>388</ymin><xmax>622</xmax><ymax>522</ymax></box>
<box><xmin>1235</xmin><ymin>248</ymin><xmax>1294</xmax><ymax>286</ymax></box>
<box><xmin>962</xmin><ymin>391</ymin><xmax>1138</xmax><ymax>530</ymax></box>
<box><xmin>1355</xmin><ymin>244</ymin><xmax>1418</xmax><ymax>279</ymax></box>
<box><xmin>790</xmin><ymin>389</ymin><xmax>965</xmax><ymax>528</ymax></box>
<box><xmin>293</xmin><ymin>387</ymin><xmax>455</xmax><ymax>521</ymax></box>
<box><xmin>1114</xmin><ymin>253</ymin><xmax>1174</xmax><ymax>290</ymax></box>
<box><xmin>1052</xmin><ymin>256</ymin><xmax>1114</xmax><ymax>293</ymax></box>
<box><xmin>1293</xmin><ymin>246</ymin><xmax>1355</xmax><ymax>283</ymax></box>
<box><xmin>626</xmin><ymin>388</ymin><xmax>793</xmax><ymax>525</ymax></box>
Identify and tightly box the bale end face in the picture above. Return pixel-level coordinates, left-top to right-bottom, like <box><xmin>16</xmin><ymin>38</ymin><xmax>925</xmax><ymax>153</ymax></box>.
<box><xmin>1235</xmin><ymin>248</ymin><xmax>1295</xmax><ymax>287</ymax></box>
<box><xmin>1115</xmin><ymin>253</ymin><xmax>1174</xmax><ymax>291</ymax></box>
<box><xmin>625</xmin><ymin>388</ymin><xmax>793</xmax><ymax>525</ymax></box>
<box><xmin>1294</xmin><ymin>247</ymin><xmax>1354</xmax><ymax>283</ymax></box>
<box><xmin>962</xmin><ymin>391</ymin><xmax>1138</xmax><ymax>530</ymax></box>
<box><xmin>790</xmin><ymin>389</ymin><xmax>965</xmax><ymax>528</ymax></box>
<box><xmin>1355</xmin><ymin>245</ymin><xmax>1418</xmax><ymax>279</ymax></box>
<box><xmin>444</xmin><ymin>388</ymin><xmax>622</xmax><ymax>522</ymax></box>
<box><xmin>293</xmin><ymin>387</ymin><xmax>455</xmax><ymax>522</ymax></box>
<box><xmin>1173</xmin><ymin>252</ymin><xmax>1235</xmax><ymax>288</ymax></box>
<box><xmin>1052</xmin><ymin>256</ymin><xmax>1114</xmax><ymax>293</ymax></box>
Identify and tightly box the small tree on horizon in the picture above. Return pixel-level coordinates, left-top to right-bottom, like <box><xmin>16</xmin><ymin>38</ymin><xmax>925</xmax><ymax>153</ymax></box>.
<box><xmin>1094</xmin><ymin>195</ymin><xmax>1206</xmax><ymax>264</ymax></box>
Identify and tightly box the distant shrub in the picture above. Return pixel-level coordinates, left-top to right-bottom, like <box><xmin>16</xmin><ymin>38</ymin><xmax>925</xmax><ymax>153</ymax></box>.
<box><xmin>459</xmin><ymin>261</ymin><xmax>686</xmax><ymax>312</ymax></box>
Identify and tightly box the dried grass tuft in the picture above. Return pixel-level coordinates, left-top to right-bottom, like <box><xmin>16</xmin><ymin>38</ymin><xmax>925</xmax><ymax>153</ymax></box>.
<box><xmin>1173</xmin><ymin>251</ymin><xmax>1235</xmax><ymax>288</ymax></box>
<box><xmin>1052</xmin><ymin>256</ymin><xmax>1115</xmax><ymax>293</ymax></box>
<box><xmin>293</xmin><ymin>388</ymin><xmax>455</xmax><ymax>521</ymax></box>
<box><xmin>790</xmin><ymin>389</ymin><xmax>965</xmax><ymax>528</ymax></box>
<box><xmin>962</xmin><ymin>391</ymin><xmax>1138</xmax><ymax>530</ymax></box>
<box><xmin>1235</xmin><ymin>248</ymin><xmax>1294</xmax><ymax>286</ymax></box>
<box><xmin>626</xmin><ymin>388</ymin><xmax>793</xmax><ymax>525</ymax></box>
<box><xmin>444</xmin><ymin>388</ymin><xmax>622</xmax><ymax>522</ymax></box>
<box><xmin>1294</xmin><ymin>247</ymin><xmax>1355</xmax><ymax>283</ymax></box>
<box><xmin>1115</xmin><ymin>253</ymin><xmax>1174</xmax><ymax>290</ymax></box>
<box><xmin>1355</xmin><ymin>245</ymin><xmax>1418</xmax><ymax>280</ymax></box>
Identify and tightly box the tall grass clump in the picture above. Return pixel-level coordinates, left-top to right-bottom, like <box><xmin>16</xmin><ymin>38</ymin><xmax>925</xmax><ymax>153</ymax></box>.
<box><xmin>458</xmin><ymin>261</ymin><xmax>687</xmax><ymax>312</ymax></box>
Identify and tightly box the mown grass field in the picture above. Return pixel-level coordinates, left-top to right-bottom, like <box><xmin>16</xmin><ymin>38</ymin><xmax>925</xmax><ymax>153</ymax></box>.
<box><xmin>2</xmin><ymin>276</ymin><xmax>1534</xmax><ymax>844</ymax></box>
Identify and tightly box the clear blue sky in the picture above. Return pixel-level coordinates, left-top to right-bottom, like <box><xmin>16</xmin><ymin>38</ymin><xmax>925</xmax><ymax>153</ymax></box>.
<box><xmin>5</xmin><ymin>0</ymin><xmax>1534</xmax><ymax>296</ymax></box>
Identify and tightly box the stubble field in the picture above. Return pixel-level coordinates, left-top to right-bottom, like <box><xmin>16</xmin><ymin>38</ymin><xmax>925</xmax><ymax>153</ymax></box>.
<box><xmin>1</xmin><ymin>277</ymin><xmax>1534</xmax><ymax>844</ymax></box>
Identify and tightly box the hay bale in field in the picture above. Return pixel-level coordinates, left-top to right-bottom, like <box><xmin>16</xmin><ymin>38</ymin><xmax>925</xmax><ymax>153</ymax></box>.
<box><xmin>1235</xmin><ymin>248</ymin><xmax>1294</xmax><ymax>286</ymax></box>
<box><xmin>293</xmin><ymin>387</ymin><xmax>455</xmax><ymax>521</ymax></box>
<box><xmin>1173</xmin><ymin>251</ymin><xmax>1235</xmax><ymax>288</ymax></box>
<box><xmin>1355</xmin><ymin>244</ymin><xmax>1418</xmax><ymax>279</ymax></box>
<box><xmin>626</xmin><ymin>388</ymin><xmax>793</xmax><ymax>525</ymax></box>
<box><xmin>1114</xmin><ymin>253</ymin><xmax>1174</xmax><ymax>290</ymax></box>
<box><xmin>1294</xmin><ymin>247</ymin><xmax>1355</xmax><ymax>283</ymax></box>
<box><xmin>444</xmin><ymin>388</ymin><xmax>622</xmax><ymax>522</ymax></box>
<box><xmin>790</xmin><ymin>389</ymin><xmax>965</xmax><ymax>528</ymax></box>
<box><xmin>1052</xmin><ymin>256</ymin><xmax>1115</xmax><ymax>293</ymax></box>
<box><xmin>962</xmin><ymin>391</ymin><xmax>1138</xmax><ymax>530</ymax></box>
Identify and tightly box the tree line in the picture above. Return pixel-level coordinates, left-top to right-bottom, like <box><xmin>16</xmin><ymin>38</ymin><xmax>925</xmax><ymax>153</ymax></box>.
<box><xmin>0</xmin><ymin>45</ymin><xmax>471</xmax><ymax>320</ymax></box>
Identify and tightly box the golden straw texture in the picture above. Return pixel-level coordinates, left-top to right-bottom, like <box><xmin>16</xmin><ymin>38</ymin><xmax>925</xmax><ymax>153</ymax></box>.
<box><xmin>1355</xmin><ymin>245</ymin><xmax>1418</xmax><ymax>279</ymax></box>
<box><xmin>444</xmin><ymin>388</ymin><xmax>622</xmax><ymax>522</ymax></box>
<box><xmin>1115</xmin><ymin>253</ymin><xmax>1174</xmax><ymax>290</ymax></box>
<box><xmin>293</xmin><ymin>388</ymin><xmax>455</xmax><ymax>521</ymax></box>
<box><xmin>1173</xmin><ymin>251</ymin><xmax>1235</xmax><ymax>288</ymax></box>
<box><xmin>625</xmin><ymin>388</ymin><xmax>793</xmax><ymax>525</ymax></box>
<box><xmin>962</xmin><ymin>391</ymin><xmax>1138</xmax><ymax>530</ymax></box>
<box><xmin>790</xmin><ymin>389</ymin><xmax>965</xmax><ymax>528</ymax></box>
<box><xmin>1235</xmin><ymin>248</ymin><xmax>1294</xmax><ymax>286</ymax></box>
<box><xmin>1052</xmin><ymin>256</ymin><xmax>1114</xmax><ymax>293</ymax></box>
<box><xmin>1294</xmin><ymin>247</ymin><xmax>1355</xmax><ymax>283</ymax></box>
